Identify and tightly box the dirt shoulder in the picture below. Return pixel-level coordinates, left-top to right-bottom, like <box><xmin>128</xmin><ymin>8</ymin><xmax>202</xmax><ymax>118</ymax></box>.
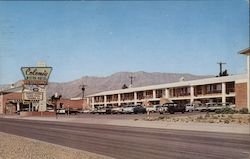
<box><xmin>0</xmin><ymin>132</ymin><xmax>113</xmax><ymax>159</ymax></box>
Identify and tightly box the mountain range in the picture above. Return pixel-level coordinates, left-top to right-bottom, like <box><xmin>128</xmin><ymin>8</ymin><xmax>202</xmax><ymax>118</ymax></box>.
<box><xmin>46</xmin><ymin>71</ymin><xmax>211</xmax><ymax>99</ymax></box>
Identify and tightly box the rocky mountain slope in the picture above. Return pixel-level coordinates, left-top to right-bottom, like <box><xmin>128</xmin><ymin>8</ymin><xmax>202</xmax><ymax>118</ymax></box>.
<box><xmin>46</xmin><ymin>71</ymin><xmax>211</xmax><ymax>99</ymax></box>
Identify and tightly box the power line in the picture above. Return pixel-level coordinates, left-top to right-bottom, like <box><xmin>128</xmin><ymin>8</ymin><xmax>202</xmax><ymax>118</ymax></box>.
<box><xmin>217</xmin><ymin>62</ymin><xmax>226</xmax><ymax>76</ymax></box>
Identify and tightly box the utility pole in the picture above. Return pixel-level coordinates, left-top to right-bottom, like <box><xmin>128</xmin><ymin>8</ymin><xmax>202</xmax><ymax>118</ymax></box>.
<box><xmin>79</xmin><ymin>84</ymin><xmax>87</xmax><ymax>111</ymax></box>
<box><xmin>129</xmin><ymin>76</ymin><xmax>136</xmax><ymax>86</ymax></box>
<box><xmin>217</xmin><ymin>62</ymin><xmax>226</xmax><ymax>76</ymax></box>
<box><xmin>79</xmin><ymin>84</ymin><xmax>87</xmax><ymax>99</ymax></box>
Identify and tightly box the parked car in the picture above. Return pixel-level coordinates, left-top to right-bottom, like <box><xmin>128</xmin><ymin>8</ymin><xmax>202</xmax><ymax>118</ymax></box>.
<box><xmin>96</xmin><ymin>106</ymin><xmax>112</xmax><ymax>114</ymax></box>
<box><xmin>146</xmin><ymin>105</ymin><xmax>161</xmax><ymax>113</ymax></box>
<box><xmin>65</xmin><ymin>108</ymin><xmax>78</xmax><ymax>115</ymax></box>
<box><xmin>158</xmin><ymin>105</ymin><xmax>169</xmax><ymax>114</ymax></box>
<box><xmin>206</xmin><ymin>102</ymin><xmax>234</xmax><ymax>112</ymax></box>
<box><xmin>185</xmin><ymin>104</ymin><xmax>195</xmax><ymax>112</ymax></box>
<box><xmin>82</xmin><ymin>109</ymin><xmax>91</xmax><ymax>113</ymax></box>
<box><xmin>168</xmin><ymin>103</ymin><xmax>186</xmax><ymax>114</ymax></box>
<box><xmin>122</xmin><ymin>105</ymin><xmax>135</xmax><ymax>114</ymax></box>
<box><xmin>90</xmin><ymin>109</ymin><xmax>98</xmax><ymax>114</ymax></box>
<box><xmin>122</xmin><ymin>105</ymin><xmax>146</xmax><ymax>114</ymax></box>
<box><xmin>133</xmin><ymin>105</ymin><xmax>146</xmax><ymax>114</ymax></box>
<box><xmin>46</xmin><ymin>108</ymin><xmax>55</xmax><ymax>112</ymax></box>
<box><xmin>159</xmin><ymin>103</ymin><xmax>185</xmax><ymax>114</ymax></box>
<box><xmin>57</xmin><ymin>108</ymin><xmax>66</xmax><ymax>114</ymax></box>
<box><xmin>111</xmin><ymin>107</ymin><xmax>123</xmax><ymax>114</ymax></box>
<box><xmin>195</xmin><ymin>104</ymin><xmax>208</xmax><ymax>112</ymax></box>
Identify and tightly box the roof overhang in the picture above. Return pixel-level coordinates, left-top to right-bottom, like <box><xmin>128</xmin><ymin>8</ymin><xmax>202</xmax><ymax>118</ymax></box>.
<box><xmin>239</xmin><ymin>48</ymin><xmax>250</xmax><ymax>55</ymax></box>
<box><xmin>87</xmin><ymin>74</ymin><xmax>247</xmax><ymax>97</ymax></box>
<box><xmin>0</xmin><ymin>86</ymin><xmax>23</xmax><ymax>94</ymax></box>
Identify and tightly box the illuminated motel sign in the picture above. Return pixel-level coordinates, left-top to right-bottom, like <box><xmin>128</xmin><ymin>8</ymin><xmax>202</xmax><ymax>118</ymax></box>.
<box><xmin>21</xmin><ymin>67</ymin><xmax>52</xmax><ymax>85</ymax></box>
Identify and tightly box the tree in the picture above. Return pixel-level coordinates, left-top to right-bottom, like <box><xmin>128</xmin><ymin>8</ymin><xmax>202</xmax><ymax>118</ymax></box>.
<box><xmin>122</xmin><ymin>84</ymin><xmax>128</xmax><ymax>89</ymax></box>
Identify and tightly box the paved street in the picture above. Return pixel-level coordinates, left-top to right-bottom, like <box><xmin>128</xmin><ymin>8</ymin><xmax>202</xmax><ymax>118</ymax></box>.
<box><xmin>0</xmin><ymin>118</ymin><xmax>249</xmax><ymax>159</ymax></box>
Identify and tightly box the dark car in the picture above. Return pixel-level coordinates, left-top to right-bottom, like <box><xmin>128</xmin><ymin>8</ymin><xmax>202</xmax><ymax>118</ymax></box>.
<box><xmin>133</xmin><ymin>105</ymin><xmax>147</xmax><ymax>114</ymax></box>
<box><xmin>160</xmin><ymin>103</ymin><xmax>186</xmax><ymax>114</ymax></box>
<box><xmin>65</xmin><ymin>108</ymin><xmax>78</xmax><ymax>115</ymax></box>
<box><xmin>167</xmin><ymin>103</ymin><xmax>186</xmax><ymax>114</ymax></box>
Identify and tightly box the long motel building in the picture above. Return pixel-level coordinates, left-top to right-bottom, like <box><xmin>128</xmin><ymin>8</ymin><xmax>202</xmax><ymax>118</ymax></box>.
<box><xmin>87</xmin><ymin>74</ymin><xmax>247</xmax><ymax>110</ymax></box>
<box><xmin>87</xmin><ymin>48</ymin><xmax>250</xmax><ymax>111</ymax></box>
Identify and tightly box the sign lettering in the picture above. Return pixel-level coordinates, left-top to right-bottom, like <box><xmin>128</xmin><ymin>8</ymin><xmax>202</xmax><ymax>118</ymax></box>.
<box><xmin>21</xmin><ymin>67</ymin><xmax>52</xmax><ymax>85</ymax></box>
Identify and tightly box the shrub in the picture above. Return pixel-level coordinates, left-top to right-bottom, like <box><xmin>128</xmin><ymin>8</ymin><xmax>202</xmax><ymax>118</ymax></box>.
<box><xmin>239</xmin><ymin>108</ymin><xmax>249</xmax><ymax>114</ymax></box>
<box><xmin>224</xmin><ymin>119</ymin><xmax>230</xmax><ymax>124</ymax></box>
<box><xmin>209</xmin><ymin>120</ymin><xmax>214</xmax><ymax>123</ymax></box>
<box><xmin>216</xmin><ymin>108</ymin><xmax>236</xmax><ymax>114</ymax></box>
<box><xmin>215</xmin><ymin>109</ymin><xmax>221</xmax><ymax>114</ymax></box>
<box><xmin>223</xmin><ymin>108</ymin><xmax>236</xmax><ymax>114</ymax></box>
<box><xmin>212</xmin><ymin>115</ymin><xmax>218</xmax><ymax>119</ymax></box>
<box><xmin>196</xmin><ymin>115</ymin><xmax>203</xmax><ymax>120</ymax></box>
<box><xmin>158</xmin><ymin>116</ymin><xmax>165</xmax><ymax>120</ymax></box>
<box><xmin>205</xmin><ymin>112</ymin><xmax>210</xmax><ymax>118</ymax></box>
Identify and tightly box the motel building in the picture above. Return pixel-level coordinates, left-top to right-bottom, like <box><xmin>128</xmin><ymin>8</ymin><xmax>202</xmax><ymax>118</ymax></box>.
<box><xmin>87</xmin><ymin>48</ymin><xmax>250</xmax><ymax>112</ymax></box>
<box><xmin>0</xmin><ymin>85</ymin><xmax>88</xmax><ymax>115</ymax></box>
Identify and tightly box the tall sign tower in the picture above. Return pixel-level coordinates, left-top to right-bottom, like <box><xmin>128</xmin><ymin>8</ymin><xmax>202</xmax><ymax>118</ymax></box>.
<box><xmin>21</xmin><ymin>62</ymin><xmax>52</xmax><ymax>112</ymax></box>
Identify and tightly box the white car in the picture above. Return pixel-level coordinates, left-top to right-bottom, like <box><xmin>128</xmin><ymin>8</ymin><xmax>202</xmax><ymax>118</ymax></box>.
<box><xmin>111</xmin><ymin>107</ymin><xmax>123</xmax><ymax>114</ymax></box>
<box><xmin>185</xmin><ymin>104</ymin><xmax>195</xmax><ymax>112</ymax></box>
<box><xmin>57</xmin><ymin>109</ymin><xmax>66</xmax><ymax>114</ymax></box>
<box><xmin>146</xmin><ymin>105</ymin><xmax>161</xmax><ymax>113</ymax></box>
<box><xmin>122</xmin><ymin>106</ymin><xmax>135</xmax><ymax>114</ymax></box>
<box><xmin>46</xmin><ymin>109</ymin><xmax>54</xmax><ymax>112</ymax></box>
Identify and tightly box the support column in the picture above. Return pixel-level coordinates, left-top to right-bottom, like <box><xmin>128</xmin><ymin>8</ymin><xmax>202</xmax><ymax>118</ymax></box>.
<box><xmin>143</xmin><ymin>91</ymin><xmax>146</xmax><ymax>99</ymax></box>
<box><xmin>86</xmin><ymin>98</ymin><xmax>90</xmax><ymax>109</ymax></box>
<box><xmin>91</xmin><ymin>97</ymin><xmax>95</xmax><ymax>110</ymax></box>
<box><xmin>153</xmin><ymin>90</ymin><xmax>156</xmax><ymax>99</ymax></box>
<box><xmin>118</xmin><ymin>94</ymin><xmax>121</xmax><ymax>106</ymax></box>
<box><xmin>16</xmin><ymin>102</ymin><xmax>20</xmax><ymax>112</ymax></box>
<box><xmin>134</xmin><ymin>92</ymin><xmax>137</xmax><ymax>105</ymax></box>
<box><xmin>222</xmin><ymin>82</ymin><xmax>226</xmax><ymax>103</ymax></box>
<box><xmin>190</xmin><ymin>86</ymin><xmax>194</xmax><ymax>104</ymax></box>
<box><xmin>104</xmin><ymin>95</ymin><xmax>107</xmax><ymax>107</ymax></box>
<box><xmin>165</xmin><ymin>89</ymin><xmax>169</xmax><ymax>99</ymax></box>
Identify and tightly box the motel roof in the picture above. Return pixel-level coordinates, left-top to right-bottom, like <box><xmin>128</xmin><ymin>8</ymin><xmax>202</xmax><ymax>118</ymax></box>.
<box><xmin>239</xmin><ymin>48</ymin><xmax>250</xmax><ymax>55</ymax></box>
<box><xmin>0</xmin><ymin>86</ymin><xmax>23</xmax><ymax>94</ymax></box>
<box><xmin>87</xmin><ymin>74</ymin><xmax>247</xmax><ymax>97</ymax></box>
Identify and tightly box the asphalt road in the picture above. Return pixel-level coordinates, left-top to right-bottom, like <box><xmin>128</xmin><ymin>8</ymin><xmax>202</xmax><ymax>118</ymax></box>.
<box><xmin>0</xmin><ymin>118</ymin><xmax>249</xmax><ymax>159</ymax></box>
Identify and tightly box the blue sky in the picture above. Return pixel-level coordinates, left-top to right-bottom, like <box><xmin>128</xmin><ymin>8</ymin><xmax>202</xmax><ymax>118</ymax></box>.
<box><xmin>0</xmin><ymin>1</ymin><xmax>249</xmax><ymax>84</ymax></box>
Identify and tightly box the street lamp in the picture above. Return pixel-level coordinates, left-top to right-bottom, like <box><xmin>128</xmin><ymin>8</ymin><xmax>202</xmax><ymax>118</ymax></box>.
<box><xmin>51</xmin><ymin>92</ymin><xmax>62</xmax><ymax>119</ymax></box>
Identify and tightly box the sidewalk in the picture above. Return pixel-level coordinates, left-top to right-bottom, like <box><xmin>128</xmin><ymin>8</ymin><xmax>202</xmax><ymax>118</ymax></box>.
<box><xmin>3</xmin><ymin>115</ymin><xmax>250</xmax><ymax>134</ymax></box>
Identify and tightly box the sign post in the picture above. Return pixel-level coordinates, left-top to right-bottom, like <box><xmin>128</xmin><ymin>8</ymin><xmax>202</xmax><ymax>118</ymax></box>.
<box><xmin>21</xmin><ymin>66</ymin><xmax>52</xmax><ymax>112</ymax></box>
